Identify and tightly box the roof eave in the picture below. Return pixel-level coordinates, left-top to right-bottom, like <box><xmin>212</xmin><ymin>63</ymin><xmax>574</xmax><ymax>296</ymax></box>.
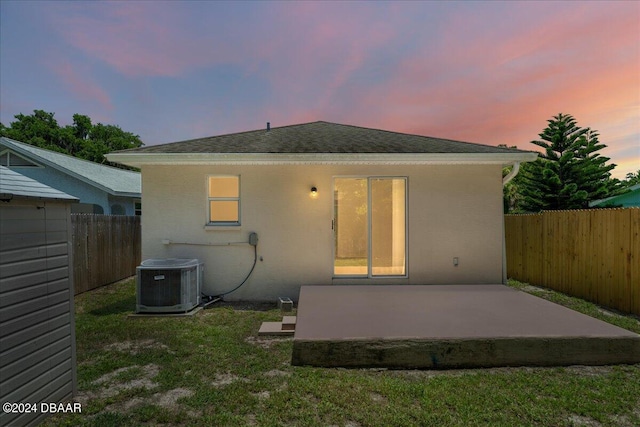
<box><xmin>110</xmin><ymin>191</ymin><xmax>142</xmax><ymax>198</ymax></box>
<box><xmin>1</xmin><ymin>138</ymin><xmax>140</xmax><ymax>196</ymax></box>
<box><xmin>106</xmin><ymin>152</ymin><xmax>538</xmax><ymax>168</ymax></box>
<box><xmin>0</xmin><ymin>192</ymin><xmax>79</xmax><ymax>202</ymax></box>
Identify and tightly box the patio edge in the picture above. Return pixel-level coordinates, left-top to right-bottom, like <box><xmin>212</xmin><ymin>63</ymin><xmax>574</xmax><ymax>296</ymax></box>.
<box><xmin>291</xmin><ymin>336</ymin><xmax>640</xmax><ymax>369</ymax></box>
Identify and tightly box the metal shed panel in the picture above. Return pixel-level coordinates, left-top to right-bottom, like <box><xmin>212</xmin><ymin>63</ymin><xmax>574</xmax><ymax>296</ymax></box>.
<box><xmin>0</xmin><ymin>266</ymin><xmax>69</xmax><ymax>293</ymax></box>
<box><xmin>0</xmin><ymin>368</ymin><xmax>74</xmax><ymax>427</ymax></box>
<box><xmin>0</xmin><ymin>312</ymin><xmax>71</xmax><ymax>351</ymax></box>
<box><xmin>0</xmin><ymin>289</ymin><xmax>69</xmax><ymax>322</ymax></box>
<box><xmin>0</xmin><ymin>316</ymin><xmax>71</xmax><ymax>366</ymax></box>
<box><xmin>0</xmin><ymin>338</ymin><xmax>69</xmax><ymax>383</ymax></box>
<box><xmin>0</xmin><ymin>243</ymin><xmax>66</xmax><ymax>264</ymax></box>
<box><xmin>1</xmin><ymin>346</ymin><xmax>72</xmax><ymax>396</ymax></box>
<box><xmin>0</xmin><ymin>199</ymin><xmax>77</xmax><ymax>427</ymax></box>
<box><xmin>0</xmin><ymin>254</ymin><xmax>68</xmax><ymax>284</ymax></box>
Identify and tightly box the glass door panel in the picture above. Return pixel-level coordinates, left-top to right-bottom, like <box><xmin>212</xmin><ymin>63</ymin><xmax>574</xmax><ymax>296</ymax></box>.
<box><xmin>334</xmin><ymin>178</ymin><xmax>368</xmax><ymax>276</ymax></box>
<box><xmin>334</xmin><ymin>177</ymin><xmax>406</xmax><ymax>277</ymax></box>
<box><xmin>371</xmin><ymin>178</ymin><xmax>406</xmax><ymax>276</ymax></box>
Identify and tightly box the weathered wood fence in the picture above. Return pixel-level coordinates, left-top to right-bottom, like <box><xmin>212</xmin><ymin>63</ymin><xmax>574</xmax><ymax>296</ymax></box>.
<box><xmin>505</xmin><ymin>208</ymin><xmax>640</xmax><ymax>316</ymax></box>
<box><xmin>72</xmin><ymin>214</ymin><xmax>141</xmax><ymax>295</ymax></box>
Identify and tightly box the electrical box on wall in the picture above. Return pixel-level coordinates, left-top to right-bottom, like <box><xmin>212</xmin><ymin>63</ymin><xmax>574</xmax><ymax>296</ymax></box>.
<box><xmin>249</xmin><ymin>232</ymin><xmax>258</xmax><ymax>246</ymax></box>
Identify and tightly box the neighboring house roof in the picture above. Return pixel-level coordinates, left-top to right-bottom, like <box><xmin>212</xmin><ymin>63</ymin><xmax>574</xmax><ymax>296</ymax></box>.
<box><xmin>0</xmin><ymin>165</ymin><xmax>78</xmax><ymax>202</ymax></box>
<box><xmin>107</xmin><ymin>121</ymin><xmax>537</xmax><ymax>167</ymax></box>
<box><xmin>588</xmin><ymin>184</ymin><xmax>640</xmax><ymax>208</ymax></box>
<box><xmin>0</xmin><ymin>137</ymin><xmax>141</xmax><ymax>197</ymax></box>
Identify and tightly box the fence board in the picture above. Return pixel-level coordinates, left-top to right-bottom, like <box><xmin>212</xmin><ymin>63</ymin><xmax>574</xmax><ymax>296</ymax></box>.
<box><xmin>631</xmin><ymin>209</ymin><xmax>640</xmax><ymax>315</ymax></box>
<box><xmin>71</xmin><ymin>215</ymin><xmax>141</xmax><ymax>295</ymax></box>
<box><xmin>506</xmin><ymin>208</ymin><xmax>640</xmax><ymax>316</ymax></box>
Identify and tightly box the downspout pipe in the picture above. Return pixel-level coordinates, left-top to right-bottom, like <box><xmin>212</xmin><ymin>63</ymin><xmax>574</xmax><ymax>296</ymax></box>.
<box><xmin>502</xmin><ymin>161</ymin><xmax>520</xmax><ymax>186</ymax></box>
<box><xmin>502</xmin><ymin>162</ymin><xmax>521</xmax><ymax>284</ymax></box>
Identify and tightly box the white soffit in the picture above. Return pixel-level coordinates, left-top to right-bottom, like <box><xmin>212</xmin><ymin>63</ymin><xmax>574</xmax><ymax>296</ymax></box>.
<box><xmin>106</xmin><ymin>152</ymin><xmax>538</xmax><ymax>167</ymax></box>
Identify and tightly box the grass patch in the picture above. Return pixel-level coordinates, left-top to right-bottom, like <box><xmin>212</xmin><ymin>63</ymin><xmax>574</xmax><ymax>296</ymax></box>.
<box><xmin>43</xmin><ymin>278</ymin><xmax>640</xmax><ymax>426</ymax></box>
<box><xmin>508</xmin><ymin>279</ymin><xmax>640</xmax><ymax>334</ymax></box>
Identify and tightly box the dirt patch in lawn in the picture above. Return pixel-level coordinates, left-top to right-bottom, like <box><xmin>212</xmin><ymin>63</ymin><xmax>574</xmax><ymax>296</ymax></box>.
<box><xmin>520</xmin><ymin>284</ymin><xmax>553</xmax><ymax>294</ymax></box>
<box><xmin>567</xmin><ymin>414</ymin><xmax>603</xmax><ymax>427</ymax></box>
<box><xmin>104</xmin><ymin>339</ymin><xmax>173</xmax><ymax>355</ymax></box>
<box><xmin>369</xmin><ymin>392</ymin><xmax>387</xmax><ymax>404</ymax></box>
<box><xmin>263</xmin><ymin>369</ymin><xmax>291</xmax><ymax>378</ymax></box>
<box><xmin>78</xmin><ymin>363</ymin><xmax>198</xmax><ymax>418</ymax></box>
<box><xmin>211</xmin><ymin>372</ymin><xmax>250</xmax><ymax>387</ymax></box>
<box><xmin>115</xmin><ymin>387</ymin><xmax>196</xmax><ymax>415</ymax></box>
<box><xmin>245</xmin><ymin>336</ymin><xmax>292</xmax><ymax>349</ymax></box>
<box><xmin>252</xmin><ymin>390</ymin><xmax>271</xmax><ymax>400</ymax></box>
<box><xmin>77</xmin><ymin>364</ymin><xmax>161</xmax><ymax>404</ymax></box>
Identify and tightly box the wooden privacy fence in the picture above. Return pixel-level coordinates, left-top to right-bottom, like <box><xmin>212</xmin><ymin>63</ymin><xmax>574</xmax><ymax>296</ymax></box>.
<box><xmin>505</xmin><ymin>208</ymin><xmax>640</xmax><ymax>316</ymax></box>
<box><xmin>72</xmin><ymin>214</ymin><xmax>141</xmax><ymax>295</ymax></box>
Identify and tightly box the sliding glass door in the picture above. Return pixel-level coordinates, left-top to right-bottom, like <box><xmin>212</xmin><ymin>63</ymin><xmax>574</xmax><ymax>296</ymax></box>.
<box><xmin>334</xmin><ymin>177</ymin><xmax>407</xmax><ymax>277</ymax></box>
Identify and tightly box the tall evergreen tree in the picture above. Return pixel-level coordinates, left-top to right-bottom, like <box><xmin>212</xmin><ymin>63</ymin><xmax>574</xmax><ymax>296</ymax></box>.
<box><xmin>519</xmin><ymin>113</ymin><xmax>621</xmax><ymax>212</ymax></box>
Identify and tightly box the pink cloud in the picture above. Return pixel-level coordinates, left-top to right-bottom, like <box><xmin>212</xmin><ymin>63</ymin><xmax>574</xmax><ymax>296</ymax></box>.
<box><xmin>51</xmin><ymin>3</ymin><xmax>225</xmax><ymax>77</ymax></box>
<box><xmin>49</xmin><ymin>60</ymin><xmax>113</xmax><ymax>113</ymax></box>
<box><xmin>242</xmin><ymin>2</ymin><xmax>397</xmax><ymax>117</ymax></box>
<box><xmin>351</xmin><ymin>3</ymin><xmax>638</xmax><ymax>144</ymax></box>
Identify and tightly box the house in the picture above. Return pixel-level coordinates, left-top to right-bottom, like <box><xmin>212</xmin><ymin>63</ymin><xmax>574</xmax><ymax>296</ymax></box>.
<box><xmin>0</xmin><ymin>137</ymin><xmax>141</xmax><ymax>215</ymax></box>
<box><xmin>107</xmin><ymin>121</ymin><xmax>537</xmax><ymax>301</ymax></box>
<box><xmin>0</xmin><ymin>166</ymin><xmax>78</xmax><ymax>427</ymax></box>
<box><xmin>589</xmin><ymin>184</ymin><xmax>640</xmax><ymax>208</ymax></box>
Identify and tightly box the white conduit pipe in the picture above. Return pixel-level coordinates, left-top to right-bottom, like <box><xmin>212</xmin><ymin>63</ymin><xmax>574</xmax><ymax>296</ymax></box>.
<box><xmin>502</xmin><ymin>162</ymin><xmax>521</xmax><ymax>284</ymax></box>
<box><xmin>502</xmin><ymin>162</ymin><xmax>520</xmax><ymax>186</ymax></box>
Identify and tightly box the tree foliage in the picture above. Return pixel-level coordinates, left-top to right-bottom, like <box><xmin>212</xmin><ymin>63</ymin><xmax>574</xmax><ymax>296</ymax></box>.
<box><xmin>0</xmin><ymin>110</ymin><xmax>143</xmax><ymax>169</ymax></box>
<box><xmin>508</xmin><ymin>113</ymin><xmax>624</xmax><ymax>212</ymax></box>
<box><xmin>623</xmin><ymin>170</ymin><xmax>640</xmax><ymax>187</ymax></box>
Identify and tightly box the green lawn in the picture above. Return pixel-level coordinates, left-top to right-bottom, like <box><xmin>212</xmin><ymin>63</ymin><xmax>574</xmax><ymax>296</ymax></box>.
<box><xmin>43</xmin><ymin>279</ymin><xmax>640</xmax><ymax>427</ymax></box>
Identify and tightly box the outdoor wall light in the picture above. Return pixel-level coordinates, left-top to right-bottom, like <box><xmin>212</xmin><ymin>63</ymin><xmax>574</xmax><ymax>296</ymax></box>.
<box><xmin>310</xmin><ymin>186</ymin><xmax>319</xmax><ymax>199</ymax></box>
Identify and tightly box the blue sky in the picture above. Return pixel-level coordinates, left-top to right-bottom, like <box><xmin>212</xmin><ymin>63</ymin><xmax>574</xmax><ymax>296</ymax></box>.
<box><xmin>1</xmin><ymin>1</ymin><xmax>638</xmax><ymax>178</ymax></box>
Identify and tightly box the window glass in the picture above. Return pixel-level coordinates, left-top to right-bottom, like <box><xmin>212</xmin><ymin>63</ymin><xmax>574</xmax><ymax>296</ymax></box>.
<box><xmin>208</xmin><ymin>176</ymin><xmax>239</xmax><ymax>198</ymax></box>
<box><xmin>208</xmin><ymin>176</ymin><xmax>240</xmax><ymax>224</ymax></box>
<box><xmin>209</xmin><ymin>201</ymin><xmax>239</xmax><ymax>222</ymax></box>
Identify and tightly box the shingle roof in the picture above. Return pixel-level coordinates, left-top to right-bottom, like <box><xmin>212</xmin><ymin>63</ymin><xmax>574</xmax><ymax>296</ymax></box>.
<box><xmin>114</xmin><ymin>121</ymin><xmax>531</xmax><ymax>155</ymax></box>
<box><xmin>0</xmin><ymin>166</ymin><xmax>78</xmax><ymax>201</ymax></box>
<box><xmin>0</xmin><ymin>137</ymin><xmax>141</xmax><ymax>196</ymax></box>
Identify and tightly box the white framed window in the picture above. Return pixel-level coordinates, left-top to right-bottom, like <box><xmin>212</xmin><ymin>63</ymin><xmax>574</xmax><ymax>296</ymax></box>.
<box><xmin>207</xmin><ymin>175</ymin><xmax>240</xmax><ymax>225</ymax></box>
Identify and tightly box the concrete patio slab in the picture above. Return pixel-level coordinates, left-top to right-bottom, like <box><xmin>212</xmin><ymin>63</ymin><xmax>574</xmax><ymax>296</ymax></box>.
<box><xmin>291</xmin><ymin>285</ymin><xmax>640</xmax><ymax>369</ymax></box>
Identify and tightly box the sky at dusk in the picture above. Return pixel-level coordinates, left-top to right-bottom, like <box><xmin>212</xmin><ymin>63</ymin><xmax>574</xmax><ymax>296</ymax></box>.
<box><xmin>1</xmin><ymin>1</ymin><xmax>638</xmax><ymax>179</ymax></box>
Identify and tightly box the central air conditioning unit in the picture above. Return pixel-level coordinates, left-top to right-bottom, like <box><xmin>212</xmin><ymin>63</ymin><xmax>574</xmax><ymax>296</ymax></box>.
<box><xmin>136</xmin><ymin>258</ymin><xmax>203</xmax><ymax>313</ymax></box>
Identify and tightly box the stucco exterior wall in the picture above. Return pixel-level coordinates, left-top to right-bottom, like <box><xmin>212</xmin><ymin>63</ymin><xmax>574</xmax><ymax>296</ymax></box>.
<box><xmin>141</xmin><ymin>164</ymin><xmax>504</xmax><ymax>300</ymax></box>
